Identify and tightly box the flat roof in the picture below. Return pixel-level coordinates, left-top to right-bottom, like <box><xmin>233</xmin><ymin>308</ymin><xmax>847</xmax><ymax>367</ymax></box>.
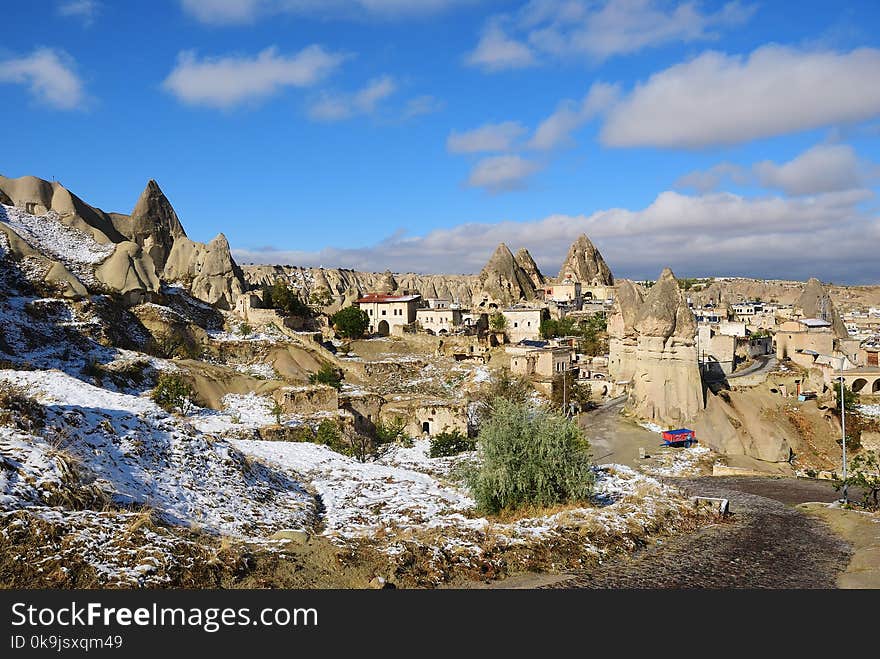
<box><xmin>799</xmin><ymin>318</ymin><xmax>832</xmax><ymax>327</ymax></box>
<box><xmin>356</xmin><ymin>293</ymin><xmax>421</xmax><ymax>303</ymax></box>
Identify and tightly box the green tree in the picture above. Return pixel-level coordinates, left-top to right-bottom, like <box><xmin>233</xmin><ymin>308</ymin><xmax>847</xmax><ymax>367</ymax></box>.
<box><xmin>309</xmin><ymin>363</ymin><xmax>343</xmax><ymax>390</ymax></box>
<box><xmin>271</xmin><ymin>399</ymin><xmax>283</xmax><ymax>425</ymax></box>
<box><xmin>835</xmin><ymin>383</ymin><xmax>859</xmax><ymax>415</ymax></box>
<box><xmin>331</xmin><ymin>306</ymin><xmax>370</xmax><ymax>339</ymax></box>
<box><xmin>316</xmin><ymin>419</ymin><xmax>346</xmax><ymax>452</ymax></box>
<box><xmin>262</xmin><ymin>281</ymin><xmax>312</xmax><ymax>317</ymax></box>
<box><xmin>837</xmin><ymin>450</ymin><xmax>880</xmax><ymax>510</ymax></box>
<box><xmin>375</xmin><ymin>416</ymin><xmax>411</xmax><ymax>448</ymax></box>
<box><xmin>309</xmin><ymin>289</ymin><xmax>335</xmax><ymax>307</ymax></box>
<box><xmin>551</xmin><ymin>371</ymin><xmax>593</xmax><ymax>412</ymax></box>
<box><xmin>489</xmin><ymin>312</ymin><xmax>507</xmax><ymax>333</ymax></box>
<box><xmin>151</xmin><ymin>374</ymin><xmax>197</xmax><ymax>415</ymax></box>
<box><xmin>468</xmin><ymin>367</ymin><xmax>533</xmax><ymax>433</ymax></box>
<box><xmin>429</xmin><ymin>428</ymin><xmax>475</xmax><ymax>458</ymax></box>
<box><xmin>466</xmin><ymin>398</ymin><xmax>595</xmax><ymax>514</ymax></box>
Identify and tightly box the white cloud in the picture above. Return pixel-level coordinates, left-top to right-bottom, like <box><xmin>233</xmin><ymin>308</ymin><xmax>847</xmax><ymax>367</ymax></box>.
<box><xmin>528</xmin><ymin>81</ymin><xmax>620</xmax><ymax>150</ymax></box>
<box><xmin>0</xmin><ymin>48</ymin><xmax>86</xmax><ymax>110</ymax></box>
<box><xmin>233</xmin><ymin>188</ymin><xmax>879</xmax><ymax>284</ymax></box>
<box><xmin>467</xmin><ymin>155</ymin><xmax>543</xmax><ymax>192</ymax></box>
<box><xmin>181</xmin><ymin>0</ymin><xmax>472</xmax><ymax>25</ymax></box>
<box><xmin>754</xmin><ymin>143</ymin><xmax>875</xmax><ymax>196</ymax></box>
<box><xmin>675</xmin><ymin>162</ymin><xmax>749</xmax><ymax>193</ymax></box>
<box><xmin>57</xmin><ymin>0</ymin><xmax>100</xmax><ymax>25</ymax></box>
<box><xmin>465</xmin><ymin>21</ymin><xmax>537</xmax><ymax>71</ymax></box>
<box><xmin>307</xmin><ymin>75</ymin><xmax>397</xmax><ymax>121</ymax></box>
<box><xmin>354</xmin><ymin>76</ymin><xmax>397</xmax><ymax>112</ymax></box>
<box><xmin>162</xmin><ymin>46</ymin><xmax>346</xmax><ymax>109</ymax></box>
<box><xmin>676</xmin><ymin>143</ymin><xmax>878</xmax><ymax>196</ymax></box>
<box><xmin>468</xmin><ymin>0</ymin><xmax>755</xmax><ymax>70</ymax></box>
<box><xmin>602</xmin><ymin>45</ymin><xmax>880</xmax><ymax>148</ymax></box>
<box><xmin>447</xmin><ymin>121</ymin><xmax>527</xmax><ymax>154</ymax></box>
<box><xmin>402</xmin><ymin>95</ymin><xmax>444</xmax><ymax>119</ymax></box>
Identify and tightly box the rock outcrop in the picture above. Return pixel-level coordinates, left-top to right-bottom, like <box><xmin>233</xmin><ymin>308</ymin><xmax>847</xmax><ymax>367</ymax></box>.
<box><xmin>0</xmin><ymin>174</ymin><xmax>246</xmax><ymax>309</ymax></box>
<box><xmin>163</xmin><ymin>234</ymin><xmax>244</xmax><ymax>310</ymax></box>
<box><xmin>557</xmin><ymin>234</ymin><xmax>613</xmax><ymax>285</ymax></box>
<box><xmin>797</xmin><ymin>277</ymin><xmax>848</xmax><ymax>338</ymax></box>
<box><xmin>515</xmin><ymin>248</ymin><xmax>546</xmax><ymax>290</ymax></box>
<box><xmin>607</xmin><ymin>279</ymin><xmax>644</xmax><ymax>385</ymax></box>
<box><xmin>0</xmin><ymin>174</ymin><xmax>125</xmax><ymax>244</ymax></box>
<box><xmin>0</xmin><ymin>222</ymin><xmax>88</xmax><ymax>298</ymax></box>
<box><xmin>95</xmin><ymin>241</ymin><xmax>160</xmax><ymax>299</ymax></box>
<box><xmin>609</xmin><ymin>268</ymin><xmax>702</xmax><ymax>426</ymax></box>
<box><xmin>375</xmin><ymin>270</ymin><xmax>398</xmax><ymax>294</ymax></box>
<box><xmin>472</xmin><ymin>243</ymin><xmax>538</xmax><ymax>307</ymax></box>
<box><xmin>693</xmin><ymin>390</ymin><xmax>793</xmax><ymax>465</ymax></box>
<box><xmin>113</xmin><ymin>180</ymin><xmax>187</xmax><ymax>271</ymax></box>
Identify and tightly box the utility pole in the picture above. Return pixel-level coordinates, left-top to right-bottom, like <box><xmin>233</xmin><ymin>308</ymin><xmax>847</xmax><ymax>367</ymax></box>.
<box><xmin>840</xmin><ymin>358</ymin><xmax>848</xmax><ymax>504</ymax></box>
<box><xmin>563</xmin><ymin>365</ymin><xmax>567</xmax><ymax>414</ymax></box>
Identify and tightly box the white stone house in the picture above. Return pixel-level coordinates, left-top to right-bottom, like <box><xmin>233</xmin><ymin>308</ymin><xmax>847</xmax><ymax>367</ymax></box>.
<box><xmin>356</xmin><ymin>293</ymin><xmax>421</xmax><ymax>336</ymax></box>
<box><xmin>502</xmin><ymin>307</ymin><xmax>545</xmax><ymax>343</ymax></box>
<box><xmin>416</xmin><ymin>307</ymin><xmax>463</xmax><ymax>335</ymax></box>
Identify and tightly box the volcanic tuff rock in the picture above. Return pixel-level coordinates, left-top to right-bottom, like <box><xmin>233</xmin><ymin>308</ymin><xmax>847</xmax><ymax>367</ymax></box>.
<box><xmin>472</xmin><ymin>243</ymin><xmax>539</xmax><ymax>307</ymax></box>
<box><xmin>557</xmin><ymin>234</ymin><xmax>613</xmax><ymax>285</ymax></box>
<box><xmin>797</xmin><ymin>277</ymin><xmax>848</xmax><ymax>338</ymax></box>
<box><xmin>0</xmin><ymin>221</ymin><xmax>88</xmax><ymax>298</ymax></box>
<box><xmin>95</xmin><ymin>241</ymin><xmax>160</xmax><ymax>299</ymax></box>
<box><xmin>376</xmin><ymin>270</ymin><xmax>399</xmax><ymax>294</ymax></box>
<box><xmin>0</xmin><ymin>174</ymin><xmax>245</xmax><ymax>307</ymax></box>
<box><xmin>163</xmin><ymin>234</ymin><xmax>244</xmax><ymax>310</ymax></box>
<box><xmin>515</xmin><ymin>248</ymin><xmax>546</xmax><ymax>290</ymax></box>
<box><xmin>0</xmin><ymin>174</ymin><xmax>125</xmax><ymax>244</ymax></box>
<box><xmin>607</xmin><ymin>279</ymin><xmax>644</xmax><ymax>385</ymax></box>
<box><xmin>114</xmin><ymin>180</ymin><xmax>187</xmax><ymax>271</ymax></box>
<box><xmin>609</xmin><ymin>268</ymin><xmax>702</xmax><ymax>426</ymax></box>
<box><xmin>242</xmin><ymin>265</ymin><xmax>478</xmax><ymax>313</ymax></box>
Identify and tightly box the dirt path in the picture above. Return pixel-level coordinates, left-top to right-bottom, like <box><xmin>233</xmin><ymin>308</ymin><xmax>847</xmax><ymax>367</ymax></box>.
<box><xmin>579</xmin><ymin>398</ymin><xmax>662</xmax><ymax>467</ymax></box>
<box><xmin>545</xmin><ymin>477</ymin><xmax>853</xmax><ymax>589</ymax></box>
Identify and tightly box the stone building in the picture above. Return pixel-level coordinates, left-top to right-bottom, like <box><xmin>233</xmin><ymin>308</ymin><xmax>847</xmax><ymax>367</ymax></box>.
<box><xmin>775</xmin><ymin>319</ymin><xmax>835</xmax><ymax>369</ymax></box>
<box><xmin>507</xmin><ymin>343</ymin><xmax>574</xmax><ymax>378</ymax></box>
<box><xmin>501</xmin><ymin>307</ymin><xmax>545</xmax><ymax>343</ymax></box>
<box><xmin>379</xmin><ymin>397</ymin><xmax>469</xmax><ymax>437</ymax></box>
<box><xmin>416</xmin><ymin>307</ymin><xmax>463</xmax><ymax>335</ymax></box>
<box><xmin>356</xmin><ymin>292</ymin><xmax>421</xmax><ymax>336</ymax></box>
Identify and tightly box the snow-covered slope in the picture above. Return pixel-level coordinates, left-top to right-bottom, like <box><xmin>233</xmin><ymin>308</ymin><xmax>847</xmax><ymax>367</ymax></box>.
<box><xmin>1</xmin><ymin>204</ymin><xmax>114</xmax><ymax>284</ymax></box>
<box><xmin>0</xmin><ymin>369</ymin><xmax>315</xmax><ymax>537</ymax></box>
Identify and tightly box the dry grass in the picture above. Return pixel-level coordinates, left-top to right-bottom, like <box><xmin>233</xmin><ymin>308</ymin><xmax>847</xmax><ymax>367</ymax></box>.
<box><xmin>0</xmin><ymin>381</ymin><xmax>45</xmax><ymax>431</ymax></box>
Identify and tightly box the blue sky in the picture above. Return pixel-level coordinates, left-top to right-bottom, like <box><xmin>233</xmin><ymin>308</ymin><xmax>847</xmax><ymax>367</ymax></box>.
<box><xmin>2</xmin><ymin>0</ymin><xmax>880</xmax><ymax>282</ymax></box>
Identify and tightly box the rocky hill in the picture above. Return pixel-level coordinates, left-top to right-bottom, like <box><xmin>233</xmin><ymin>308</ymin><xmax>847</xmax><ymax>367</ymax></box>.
<box><xmin>243</xmin><ymin>234</ymin><xmax>620</xmax><ymax>311</ymax></box>
<box><xmin>687</xmin><ymin>277</ymin><xmax>880</xmax><ymax>313</ymax></box>
<box><xmin>610</xmin><ymin>268</ymin><xmax>703</xmax><ymax>427</ymax></box>
<box><xmin>0</xmin><ymin>174</ymin><xmax>244</xmax><ymax>309</ymax></box>
<box><xmin>797</xmin><ymin>277</ymin><xmax>848</xmax><ymax>338</ymax></box>
<box><xmin>558</xmin><ymin>234</ymin><xmax>614</xmax><ymax>285</ymax></box>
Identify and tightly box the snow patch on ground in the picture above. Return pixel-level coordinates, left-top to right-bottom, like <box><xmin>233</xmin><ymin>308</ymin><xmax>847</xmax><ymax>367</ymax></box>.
<box><xmin>643</xmin><ymin>446</ymin><xmax>712</xmax><ymax>477</ymax></box>
<box><xmin>0</xmin><ymin>205</ymin><xmax>114</xmax><ymax>284</ymax></box>
<box><xmin>0</xmin><ymin>370</ymin><xmax>315</xmax><ymax>539</ymax></box>
<box><xmin>232</xmin><ymin>438</ymin><xmax>687</xmax><ymax>559</ymax></box>
<box><xmin>234</xmin><ymin>362</ymin><xmax>278</xmax><ymax>380</ymax></box>
<box><xmin>208</xmin><ymin>328</ymin><xmax>284</xmax><ymax>343</ymax></box>
<box><xmin>192</xmin><ymin>393</ymin><xmax>282</xmax><ymax>434</ymax></box>
<box><xmin>858</xmin><ymin>404</ymin><xmax>880</xmax><ymax>419</ymax></box>
<box><xmin>639</xmin><ymin>421</ymin><xmax>664</xmax><ymax>433</ymax></box>
<box><xmin>233</xmin><ymin>439</ymin><xmax>474</xmax><ymax>542</ymax></box>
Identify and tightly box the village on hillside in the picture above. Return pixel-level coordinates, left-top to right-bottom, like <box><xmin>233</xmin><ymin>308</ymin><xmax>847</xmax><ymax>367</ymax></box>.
<box><xmin>1</xmin><ymin>173</ymin><xmax>879</xmax><ymax>589</ymax></box>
